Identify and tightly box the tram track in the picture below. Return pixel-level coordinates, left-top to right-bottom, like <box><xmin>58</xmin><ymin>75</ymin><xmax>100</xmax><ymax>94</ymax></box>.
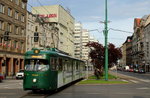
<box><xmin>20</xmin><ymin>91</ymin><xmax>51</xmax><ymax>98</ymax></box>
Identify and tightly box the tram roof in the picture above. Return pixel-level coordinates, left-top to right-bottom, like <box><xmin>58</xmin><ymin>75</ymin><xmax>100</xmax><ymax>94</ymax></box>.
<box><xmin>25</xmin><ymin>48</ymin><xmax>84</xmax><ymax>62</ymax></box>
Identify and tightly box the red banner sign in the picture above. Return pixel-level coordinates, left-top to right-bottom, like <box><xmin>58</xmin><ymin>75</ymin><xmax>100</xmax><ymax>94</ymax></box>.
<box><xmin>38</xmin><ymin>14</ymin><xmax>57</xmax><ymax>18</ymax></box>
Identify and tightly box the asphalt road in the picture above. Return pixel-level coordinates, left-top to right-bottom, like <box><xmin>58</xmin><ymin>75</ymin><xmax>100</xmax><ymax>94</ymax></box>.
<box><xmin>114</xmin><ymin>70</ymin><xmax>150</xmax><ymax>83</ymax></box>
<box><xmin>47</xmin><ymin>83</ymin><xmax>150</xmax><ymax>98</ymax></box>
<box><xmin>0</xmin><ymin>72</ymin><xmax>150</xmax><ymax>98</ymax></box>
<box><xmin>0</xmin><ymin>79</ymin><xmax>28</xmax><ymax>98</ymax></box>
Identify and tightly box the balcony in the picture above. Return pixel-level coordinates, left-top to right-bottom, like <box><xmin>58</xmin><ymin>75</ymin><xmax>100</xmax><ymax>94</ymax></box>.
<box><xmin>0</xmin><ymin>43</ymin><xmax>25</xmax><ymax>54</ymax></box>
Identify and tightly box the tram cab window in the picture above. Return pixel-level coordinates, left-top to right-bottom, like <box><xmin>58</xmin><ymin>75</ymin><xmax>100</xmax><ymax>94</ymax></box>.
<box><xmin>25</xmin><ymin>59</ymin><xmax>49</xmax><ymax>71</ymax></box>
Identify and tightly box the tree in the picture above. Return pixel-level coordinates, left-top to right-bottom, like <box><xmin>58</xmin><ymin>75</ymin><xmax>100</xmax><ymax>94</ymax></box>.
<box><xmin>86</xmin><ymin>42</ymin><xmax>122</xmax><ymax>79</ymax></box>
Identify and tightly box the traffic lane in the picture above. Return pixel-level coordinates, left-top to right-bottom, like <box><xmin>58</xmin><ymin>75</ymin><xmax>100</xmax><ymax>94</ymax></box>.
<box><xmin>0</xmin><ymin>79</ymin><xmax>23</xmax><ymax>89</ymax></box>
<box><xmin>0</xmin><ymin>79</ymin><xmax>29</xmax><ymax>98</ymax></box>
<box><xmin>47</xmin><ymin>83</ymin><xmax>150</xmax><ymax>98</ymax></box>
<box><xmin>0</xmin><ymin>89</ymin><xmax>28</xmax><ymax>98</ymax></box>
<box><xmin>116</xmin><ymin>70</ymin><xmax>150</xmax><ymax>80</ymax></box>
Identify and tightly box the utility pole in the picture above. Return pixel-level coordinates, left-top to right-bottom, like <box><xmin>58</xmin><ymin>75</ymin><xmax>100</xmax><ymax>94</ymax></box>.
<box><xmin>104</xmin><ymin>0</ymin><xmax>108</xmax><ymax>81</ymax></box>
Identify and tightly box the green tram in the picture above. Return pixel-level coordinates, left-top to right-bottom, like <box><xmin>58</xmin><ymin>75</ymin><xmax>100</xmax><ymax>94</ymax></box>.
<box><xmin>23</xmin><ymin>48</ymin><xmax>86</xmax><ymax>91</ymax></box>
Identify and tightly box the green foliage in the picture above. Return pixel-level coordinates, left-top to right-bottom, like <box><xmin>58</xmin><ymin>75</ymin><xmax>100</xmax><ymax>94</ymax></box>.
<box><xmin>89</xmin><ymin>74</ymin><xmax>117</xmax><ymax>79</ymax></box>
<box><xmin>79</xmin><ymin>80</ymin><xmax>128</xmax><ymax>84</ymax></box>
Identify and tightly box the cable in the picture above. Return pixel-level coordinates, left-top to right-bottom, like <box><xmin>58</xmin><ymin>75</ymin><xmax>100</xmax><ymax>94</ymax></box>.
<box><xmin>36</xmin><ymin>0</ymin><xmax>59</xmax><ymax>23</ymax></box>
<box><xmin>88</xmin><ymin>29</ymin><xmax>102</xmax><ymax>33</ymax></box>
<box><xmin>27</xmin><ymin>3</ymin><xmax>40</xmax><ymax>14</ymax></box>
<box><xmin>109</xmin><ymin>28</ymin><xmax>133</xmax><ymax>34</ymax></box>
<box><xmin>36</xmin><ymin>0</ymin><xmax>50</xmax><ymax>14</ymax></box>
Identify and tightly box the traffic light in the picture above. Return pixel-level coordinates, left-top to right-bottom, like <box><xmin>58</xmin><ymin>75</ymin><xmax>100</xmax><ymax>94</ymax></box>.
<box><xmin>4</xmin><ymin>31</ymin><xmax>9</xmax><ymax>41</ymax></box>
<box><xmin>34</xmin><ymin>32</ymin><xmax>39</xmax><ymax>42</ymax></box>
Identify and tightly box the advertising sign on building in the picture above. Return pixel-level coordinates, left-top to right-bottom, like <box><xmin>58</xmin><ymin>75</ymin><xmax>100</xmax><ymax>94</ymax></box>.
<box><xmin>38</xmin><ymin>14</ymin><xmax>57</xmax><ymax>18</ymax></box>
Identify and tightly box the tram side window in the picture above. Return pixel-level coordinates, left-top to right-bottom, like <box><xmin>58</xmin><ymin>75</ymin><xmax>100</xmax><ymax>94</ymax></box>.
<box><xmin>67</xmin><ymin>60</ymin><xmax>72</xmax><ymax>72</ymax></box>
<box><xmin>58</xmin><ymin>58</ymin><xmax>63</xmax><ymax>71</ymax></box>
<box><xmin>82</xmin><ymin>62</ymin><xmax>85</xmax><ymax>71</ymax></box>
<box><xmin>73</xmin><ymin>60</ymin><xmax>76</xmax><ymax>71</ymax></box>
<box><xmin>51</xmin><ymin>58</ymin><xmax>58</xmax><ymax>70</ymax></box>
<box><xmin>63</xmin><ymin>59</ymin><xmax>68</xmax><ymax>71</ymax></box>
<box><xmin>76</xmin><ymin>61</ymin><xmax>79</xmax><ymax>71</ymax></box>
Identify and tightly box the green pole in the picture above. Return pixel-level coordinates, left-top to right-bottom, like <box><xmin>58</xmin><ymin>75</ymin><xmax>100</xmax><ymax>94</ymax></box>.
<box><xmin>104</xmin><ymin>0</ymin><xmax>108</xmax><ymax>81</ymax></box>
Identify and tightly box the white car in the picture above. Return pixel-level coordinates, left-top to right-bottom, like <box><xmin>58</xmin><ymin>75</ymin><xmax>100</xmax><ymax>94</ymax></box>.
<box><xmin>16</xmin><ymin>70</ymin><xmax>24</xmax><ymax>79</ymax></box>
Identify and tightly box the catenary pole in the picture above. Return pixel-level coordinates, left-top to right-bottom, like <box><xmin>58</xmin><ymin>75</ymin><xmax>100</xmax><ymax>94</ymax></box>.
<box><xmin>104</xmin><ymin>0</ymin><xmax>108</xmax><ymax>81</ymax></box>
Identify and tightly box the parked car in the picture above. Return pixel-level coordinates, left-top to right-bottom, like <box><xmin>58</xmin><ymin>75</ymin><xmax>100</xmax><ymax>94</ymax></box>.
<box><xmin>16</xmin><ymin>70</ymin><xmax>24</xmax><ymax>79</ymax></box>
<box><xmin>129</xmin><ymin>68</ymin><xmax>134</xmax><ymax>72</ymax></box>
<box><xmin>133</xmin><ymin>68</ymin><xmax>139</xmax><ymax>73</ymax></box>
<box><xmin>0</xmin><ymin>73</ymin><xmax>4</xmax><ymax>82</ymax></box>
<box><xmin>138</xmin><ymin>68</ymin><xmax>145</xmax><ymax>73</ymax></box>
<box><xmin>124</xmin><ymin>66</ymin><xmax>130</xmax><ymax>71</ymax></box>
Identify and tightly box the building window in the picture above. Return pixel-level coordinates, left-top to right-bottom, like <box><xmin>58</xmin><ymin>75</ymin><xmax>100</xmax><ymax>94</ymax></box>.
<box><xmin>7</xmin><ymin>23</ymin><xmax>12</xmax><ymax>32</ymax></box>
<box><xmin>20</xmin><ymin>42</ymin><xmax>24</xmax><ymax>50</ymax></box>
<box><xmin>21</xmin><ymin>28</ymin><xmax>25</xmax><ymax>36</ymax></box>
<box><xmin>21</xmin><ymin>14</ymin><xmax>25</xmax><ymax>22</ymax></box>
<box><xmin>8</xmin><ymin>7</ymin><xmax>12</xmax><ymax>17</ymax></box>
<box><xmin>0</xmin><ymin>3</ymin><xmax>5</xmax><ymax>13</ymax></box>
<box><xmin>15</xmin><ymin>0</ymin><xmax>19</xmax><ymax>5</ymax></box>
<box><xmin>15</xmin><ymin>26</ymin><xmax>19</xmax><ymax>34</ymax></box>
<box><xmin>0</xmin><ymin>20</ymin><xmax>4</xmax><ymax>30</ymax></box>
<box><xmin>14</xmin><ymin>40</ymin><xmax>17</xmax><ymax>48</ymax></box>
<box><xmin>15</xmin><ymin>11</ymin><xmax>19</xmax><ymax>20</ymax></box>
<box><xmin>21</xmin><ymin>2</ymin><xmax>25</xmax><ymax>9</ymax></box>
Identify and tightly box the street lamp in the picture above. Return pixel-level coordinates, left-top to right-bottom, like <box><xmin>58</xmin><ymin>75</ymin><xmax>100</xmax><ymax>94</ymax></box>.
<box><xmin>104</xmin><ymin>0</ymin><xmax>108</xmax><ymax>81</ymax></box>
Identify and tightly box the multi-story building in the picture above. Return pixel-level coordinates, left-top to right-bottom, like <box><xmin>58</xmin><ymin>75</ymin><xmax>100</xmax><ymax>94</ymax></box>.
<box><xmin>74</xmin><ymin>22</ymin><xmax>83</xmax><ymax>59</ymax></box>
<box><xmin>120</xmin><ymin>42</ymin><xmax>127</xmax><ymax>67</ymax></box>
<box><xmin>26</xmin><ymin>11</ymin><xmax>59</xmax><ymax>51</ymax></box>
<box><xmin>0</xmin><ymin>0</ymin><xmax>27</xmax><ymax>76</ymax></box>
<box><xmin>82</xmin><ymin>29</ymin><xmax>90</xmax><ymax>61</ymax></box>
<box><xmin>132</xmin><ymin>18</ymin><xmax>142</xmax><ymax>66</ymax></box>
<box><xmin>32</xmin><ymin>5</ymin><xmax>75</xmax><ymax>57</ymax></box>
<box><xmin>143</xmin><ymin>15</ymin><xmax>150</xmax><ymax>72</ymax></box>
<box><xmin>90</xmin><ymin>35</ymin><xmax>99</xmax><ymax>43</ymax></box>
<box><xmin>126</xmin><ymin>36</ymin><xmax>132</xmax><ymax>66</ymax></box>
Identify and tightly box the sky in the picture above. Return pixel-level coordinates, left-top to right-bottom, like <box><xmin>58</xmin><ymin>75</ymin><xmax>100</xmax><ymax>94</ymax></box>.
<box><xmin>27</xmin><ymin>0</ymin><xmax>150</xmax><ymax>47</ymax></box>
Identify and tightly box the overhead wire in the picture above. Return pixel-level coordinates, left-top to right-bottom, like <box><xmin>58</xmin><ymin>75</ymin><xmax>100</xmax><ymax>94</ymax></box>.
<box><xmin>109</xmin><ymin>28</ymin><xmax>133</xmax><ymax>34</ymax></box>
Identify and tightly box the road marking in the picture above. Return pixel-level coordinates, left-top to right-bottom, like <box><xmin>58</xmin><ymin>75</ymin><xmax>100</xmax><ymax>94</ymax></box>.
<box><xmin>0</xmin><ymin>93</ymin><xmax>15</xmax><ymax>95</ymax></box>
<box><xmin>139</xmin><ymin>79</ymin><xmax>150</xmax><ymax>83</ymax></box>
<box><xmin>137</xmin><ymin>87</ymin><xmax>150</xmax><ymax>90</ymax></box>
<box><xmin>121</xmin><ymin>79</ymin><xmax>128</xmax><ymax>82</ymax></box>
<box><xmin>87</xmin><ymin>93</ymin><xmax>102</xmax><ymax>95</ymax></box>
<box><xmin>129</xmin><ymin>80</ymin><xmax>139</xmax><ymax>83</ymax></box>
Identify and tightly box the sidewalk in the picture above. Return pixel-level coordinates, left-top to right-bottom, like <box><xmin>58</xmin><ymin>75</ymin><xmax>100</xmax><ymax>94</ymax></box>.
<box><xmin>5</xmin><ymin>76</ymin><xmax>16</xmax><ymax>80</ymax></box>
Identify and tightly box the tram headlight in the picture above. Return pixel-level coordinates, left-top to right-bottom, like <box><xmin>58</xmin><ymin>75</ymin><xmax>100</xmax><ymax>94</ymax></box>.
<box><xmin>33</xmin><ymin>78</ymin><xmax>37</xmax><ymax>83</ymax></box>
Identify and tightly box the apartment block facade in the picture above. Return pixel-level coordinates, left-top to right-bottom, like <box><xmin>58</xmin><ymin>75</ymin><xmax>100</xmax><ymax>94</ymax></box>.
<box><xmin>74</xmin><ymin>22</ymin><xmax>83</xmax><ymax>59</ymax></box>
<box><xmin>0</xmin><ymin>0</ymin><xmax>27</xmax><ymax>76</ymax></box>
<box><xmin>32</xmin><ymin>5</ymin><xmax>75</xmax><ymax>57</ymax></box>
<box><xmin>81</xmin><ymin>29</ymin><xmax>90</xmax><ymax>61</ymax></box>
<box><xmin>26</xmin><ymin>11</ymin><xmax>59</xmax><ymax>51</ymax></box>
<box><xmin>120</xmin><ymin>15</ymin><xmax>150</xmax><ymax>72</ymax></box>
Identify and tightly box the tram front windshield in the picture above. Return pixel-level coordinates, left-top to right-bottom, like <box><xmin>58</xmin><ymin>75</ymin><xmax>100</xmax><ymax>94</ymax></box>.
<box><xmin>25</xmin><ymin>59</ymin><xmax>49</xmax><ymax>71</ymax></box>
